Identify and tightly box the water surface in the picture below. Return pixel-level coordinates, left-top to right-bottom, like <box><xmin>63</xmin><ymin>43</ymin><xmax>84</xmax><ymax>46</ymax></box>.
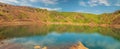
<box><xmin>0</xmin><ymin>25</ymin><xmax>120</xmax><ymax>49</ymax></box>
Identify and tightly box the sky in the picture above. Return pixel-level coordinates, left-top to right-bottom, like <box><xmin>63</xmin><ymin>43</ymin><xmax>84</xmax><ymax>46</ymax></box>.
<box><xmin>0</xmin><ymin>0</ymin><xmax>120</xmax><ymax>14</ymax></box>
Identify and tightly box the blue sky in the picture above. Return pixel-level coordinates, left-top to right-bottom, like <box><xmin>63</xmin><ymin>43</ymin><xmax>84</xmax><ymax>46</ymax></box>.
<box><xmin>0</xmin><ymin>0</ymin><xmax>120</xmax><ymax>14</ymax></box>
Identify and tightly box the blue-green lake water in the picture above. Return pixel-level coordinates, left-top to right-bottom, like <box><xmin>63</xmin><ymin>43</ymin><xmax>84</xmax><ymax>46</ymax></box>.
<box><xmin>0</xmin><ymin>25</ymin><xmax>120</xmax><ymax>49</ymax></box>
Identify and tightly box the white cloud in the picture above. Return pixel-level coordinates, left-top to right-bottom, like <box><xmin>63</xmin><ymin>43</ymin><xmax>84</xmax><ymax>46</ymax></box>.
<box><xmin>79</xmin><ymin>0</ymin><xmax>110</xmax><ymax>7</ymax></box>
<box><xmin>88</xmin><ymin>0</ymin><xmax>110</xmax><ymax>6</ymax></box>
<box><xmin>40</xmin><ymin>0</ymin><xmax>58</xmax><ymax>5</ymax></box>
<box><xmin>0</xmin><ymin>0</ymin><xmax>59</xmax><ymax>6</ymax></box>
<box><xmin>79</xmin><ymin>1</ymin><xmax>87</xmax><ymax>6</ymax></box>
<box><xmin>115</xmin><ymin>3</ymin><xmax>120</xmax><ymax>6</ymax></box>
<box><xmin>0</xmin><ymin>0</ymin><xmax>19</xmax><ymax>4</ymax></box>
<box><xmin>0</xmin><ymin>0</ymin><xmax>61</xmax><ymax>11</ymax></box>
<box><xmin>39</xmin><ymin>7</ymin><xmax>62</xmax><ymax>11</ymax></box>
<box><xmin>115</xmin><ymin>0</ymin><xmax>120</xmax><ymax>6</ymax></box>
<box><xmin>0</xmin><ymin>0</ymin><xmax>33</xmax><ymax>6</ymax></box>
<box><xmin>98</xmin><ymin>0</ymin><xmax>110</xmax><ymax>6</ymax></box>
<box><xmin>29</xmin><ymin>0</ymin><xmax>38</xmax><ymax>2</ymax></box>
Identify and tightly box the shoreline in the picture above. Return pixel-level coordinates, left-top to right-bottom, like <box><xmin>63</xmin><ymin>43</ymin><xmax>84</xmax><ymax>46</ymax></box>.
<box><xmin>0</xmin><ymin>41</ymin><xmax>88</xmax><ymax>49</ymax></box>
<box><xmin>45</xmin><ymin>22</ymin><xmax>120</xmax><ymax>28</ymax></box>
<box><xmin>0</xmin><ymin>21</ymin><xmax>43</xmax><ymax>26</ymax></box>
<box><xmin>0</xmin><ymin>21</ymin><xmax>120</xmax><ymax>28</ymax></box>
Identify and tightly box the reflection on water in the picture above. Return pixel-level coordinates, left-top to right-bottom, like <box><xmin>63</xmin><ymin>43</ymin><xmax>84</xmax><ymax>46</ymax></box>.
<box><xmin>0</xmin><ymin>25</ymin><xmax>120</xmax><ymax>49</ymax></box>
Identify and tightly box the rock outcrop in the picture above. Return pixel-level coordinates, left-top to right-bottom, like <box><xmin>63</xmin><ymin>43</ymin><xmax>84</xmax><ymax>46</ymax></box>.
<box><xmin>70</xmin><ymin>41</ymin><xmax>88</xmax><ymax>49</ymax></box>
<box><xmin>34</xmin><ymin>45</ymin><xmax>47</xmax><ymax>49</ymax></box>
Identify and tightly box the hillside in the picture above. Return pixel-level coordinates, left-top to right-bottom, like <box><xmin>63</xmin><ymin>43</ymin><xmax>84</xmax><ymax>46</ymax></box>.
<box><xmin>100</xmin><ymin>10</ymin><xmax>120</xmax><ymax>24</ymax></box>
<box><xmin>0</xmin><ymin>2</ymin><xmax>120</xmax><ymax>25</ymax></box>
<box><xmin>0</xmin><ymin>2</ymin><xmax>47</xmax><ymax>22</ymax></box>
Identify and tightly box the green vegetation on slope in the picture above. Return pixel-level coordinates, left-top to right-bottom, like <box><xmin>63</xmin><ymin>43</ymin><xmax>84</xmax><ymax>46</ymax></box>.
<box><xmin>0</xmin><ymin>2</ymin><xmax>120</xmax><ymax>24</ymax></box>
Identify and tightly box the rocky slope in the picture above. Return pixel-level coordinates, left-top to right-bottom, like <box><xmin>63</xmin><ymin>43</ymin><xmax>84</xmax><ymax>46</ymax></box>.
<box><xmin>0</xmin><ymin>2</ymin><xmax>120</xmax><ymax>25</ymax></box>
